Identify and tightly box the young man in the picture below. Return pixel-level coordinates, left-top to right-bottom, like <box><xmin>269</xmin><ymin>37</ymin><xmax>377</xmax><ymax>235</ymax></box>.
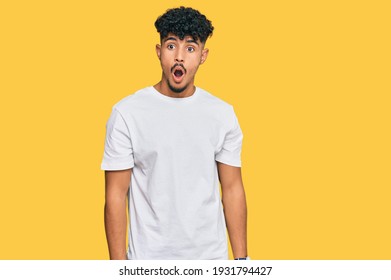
<box><xmin>101</xmin><ymin>6</ymin><xmax>248</xmax><ymax>260</ymax></box>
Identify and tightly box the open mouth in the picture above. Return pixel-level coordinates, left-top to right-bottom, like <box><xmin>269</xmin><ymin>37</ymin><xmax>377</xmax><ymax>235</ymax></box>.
<box><xmin>172</xmin><ymin>65</ymin><xmax>186</xmax><ymax>82</ymax></box>
<box><xmin>174</xmin><ymin>69</ymin><xmax>184</xmax><ymax>78</ymax></box>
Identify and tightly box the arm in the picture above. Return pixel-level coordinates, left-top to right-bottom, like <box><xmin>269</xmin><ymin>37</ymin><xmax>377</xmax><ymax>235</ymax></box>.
<box><xmin>104</xmin><ymin>169</ymin><xmax>131</xmax><ymax>260</ymax></box>
<box><xmin>217</xmin><ymin>162</ymin><xmax>248</xmax><ymax>259</ymax></box>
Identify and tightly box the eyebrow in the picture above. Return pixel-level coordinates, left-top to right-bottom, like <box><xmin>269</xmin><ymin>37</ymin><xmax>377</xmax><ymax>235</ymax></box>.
<box><xmin>163</xmin><ymin>37</ymin><xmax>177</xmax><ymax>42</ymax></box>
<box><xmin>186</xmin><ymin>39</ymin><xmax>199</xmax><ymax>45</ymax></box>
<box><xmin>163</xmin><ymin>37</ymin><xmax>199</xmax><ymax>45</ymax></box>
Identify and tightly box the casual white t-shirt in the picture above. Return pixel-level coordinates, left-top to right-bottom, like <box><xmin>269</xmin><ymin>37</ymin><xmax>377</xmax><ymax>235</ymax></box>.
<box><xmin>101</xmin><ymin>86</ymin><xmax>243</xmax><ymax>260</ymax></box>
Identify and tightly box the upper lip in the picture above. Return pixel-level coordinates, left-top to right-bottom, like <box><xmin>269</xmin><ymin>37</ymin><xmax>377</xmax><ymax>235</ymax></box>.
<box><xmin>171</xmin><ymin>64</ymin><xmax>186</xmax><ymax>74</ymax></box>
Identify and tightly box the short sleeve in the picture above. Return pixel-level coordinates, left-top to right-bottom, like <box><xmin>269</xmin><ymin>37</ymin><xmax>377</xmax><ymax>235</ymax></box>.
<box><xmin>215</xmin><ymin>107</ymin><xmax>243</xmax><ymax>167</ymax></box>
<box><xmin>101</xmin><ymin>108</ymin><xmax>135</xmax><ymax>170</ymax></box>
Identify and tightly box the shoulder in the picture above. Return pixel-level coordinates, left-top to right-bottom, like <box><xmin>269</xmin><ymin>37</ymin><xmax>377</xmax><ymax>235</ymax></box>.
<box><xmin>197</xmin><ymin>87</ymin><xmax>234</xmax><ymax>113</ymax></box>
<box><xmin>111</xmin><ymin>87</ymin><xmax>152</xmax><ymax>114</ymax></box>
<box><xmin>197</xmin><ymin>88</ymin><xmax>237</xmax><ymax>122</ymax></box>
<box><xmin>197</xmin><ymin>87</ymin><xmax>239</xmax><ymax>130</ymax></box>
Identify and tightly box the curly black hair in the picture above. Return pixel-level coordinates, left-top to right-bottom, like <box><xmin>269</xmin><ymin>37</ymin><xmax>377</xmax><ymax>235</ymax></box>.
<box><xmin>155</xmin><ymin>6</ymin><xmax>214</xmax><ymax>43</ymax></box>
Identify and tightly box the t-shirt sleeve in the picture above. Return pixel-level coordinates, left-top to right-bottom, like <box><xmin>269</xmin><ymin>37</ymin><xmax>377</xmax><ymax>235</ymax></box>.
<box><xmin>215</xmin><ymin>106</ymin><xmax>243</xmax><ymax>167</ymax></box>
<box><xmin>101</xmin><ymin>107</ymin><xmax>135</xmax><ymax>170</ymax></box>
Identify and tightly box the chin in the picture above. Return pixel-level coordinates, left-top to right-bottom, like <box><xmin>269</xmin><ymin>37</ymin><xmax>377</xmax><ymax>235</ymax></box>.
<box><xmin>168</xmin><ymin>81</ymin><xmax>188</xmax><ymax>93</ymax></box>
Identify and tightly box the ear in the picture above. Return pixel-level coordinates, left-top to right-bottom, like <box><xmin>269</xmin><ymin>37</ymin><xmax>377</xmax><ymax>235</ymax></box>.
<box><xmin>200</xmin><ymin>48</ymin><xmax>209</xmax><ymax>65</ymax></box>
<box><xmin>156</xmin><ymin>44</ymin><xmax>161</xmax><ymax>59</ymax></box>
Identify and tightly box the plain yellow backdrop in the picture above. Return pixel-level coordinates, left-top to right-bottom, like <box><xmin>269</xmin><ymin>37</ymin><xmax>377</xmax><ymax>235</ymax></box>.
<box><xmin>0</xmin><ymin>0</ymin><xmax>390</xmax><ymax>259</ymax></box>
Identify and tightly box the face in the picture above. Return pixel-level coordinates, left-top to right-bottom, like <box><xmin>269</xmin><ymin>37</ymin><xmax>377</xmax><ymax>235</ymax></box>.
<box><xmin>156</xmin><ymin>33</ymin><xmax>209</xmax><ymax>96</ymax></box>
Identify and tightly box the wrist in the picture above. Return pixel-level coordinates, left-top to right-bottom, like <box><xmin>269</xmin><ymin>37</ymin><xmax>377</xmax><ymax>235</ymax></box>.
<box><xmin>234</xmin><ymin>256</ymin><xmax>250</xmax><ymax>260</ymax></box>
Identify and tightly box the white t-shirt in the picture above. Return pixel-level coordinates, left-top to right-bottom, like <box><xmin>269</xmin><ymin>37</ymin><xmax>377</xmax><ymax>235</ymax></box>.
<box><xmin>101</xmin><ymin>86</ymin><xmax>243</xmax><ymax>260</ymax></box>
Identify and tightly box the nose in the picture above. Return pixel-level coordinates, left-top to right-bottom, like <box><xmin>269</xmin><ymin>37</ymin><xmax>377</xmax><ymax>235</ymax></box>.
<box><xmin>175</xmin><ymin>49</ymin><xmax>184</xmax><ymax>63</ymax></box>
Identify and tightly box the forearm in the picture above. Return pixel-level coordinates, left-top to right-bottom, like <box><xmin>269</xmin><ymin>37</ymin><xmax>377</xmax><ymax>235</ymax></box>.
<box><xmin>222</xmin><ymin>185</ymin><xmax>247</xmax><ymax>259</ymax></box>
<box><xmin>104</xmin><ymin>197</ymin><xmax>127</xmax><ymax>260</ymax></box>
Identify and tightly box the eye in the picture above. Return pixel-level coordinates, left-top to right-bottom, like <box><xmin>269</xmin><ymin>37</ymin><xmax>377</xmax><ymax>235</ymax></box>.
<box><xmin>167</xmin><ymin>44</ymin><xmax>175</xmax><ymax>50</ymax></box>
<box><xmin>187</xmin><ymin>46</ymin><xmax>195</xmax><ymax>52</ymax></box>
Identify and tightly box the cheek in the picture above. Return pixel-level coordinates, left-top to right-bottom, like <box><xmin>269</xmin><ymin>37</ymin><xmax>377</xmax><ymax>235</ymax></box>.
<box><xmin>159</xmin><ymin>56</ymin><xmax>171</xmax><ymax>69</ymax></box>
<box><xmin>188</xmin><ymin>58</ymin><xmax>202</xmax><ymax>71</ymax></box>
<box><xmin>162</xmin><ymin>49</ymin><xmax>175</xmax><ymax>58</ymax></box>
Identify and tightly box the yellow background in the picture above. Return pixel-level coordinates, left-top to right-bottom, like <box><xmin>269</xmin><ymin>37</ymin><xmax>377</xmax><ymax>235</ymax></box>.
<box><xmin>1</xmin><ymin>0</ymin><xmax>390</xmax><ymax>259</ymax></box>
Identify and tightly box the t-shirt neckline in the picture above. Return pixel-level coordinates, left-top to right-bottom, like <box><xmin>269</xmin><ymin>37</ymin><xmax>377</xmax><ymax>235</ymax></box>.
<box><xmin>149</xmin><ymin>86</ymin><xmax>199</xmax><ymax>103</ymax></box>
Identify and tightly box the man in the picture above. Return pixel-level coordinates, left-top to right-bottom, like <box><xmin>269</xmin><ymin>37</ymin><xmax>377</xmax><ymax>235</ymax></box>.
<box><xmin>101</xmin><ymin>6</ymin><xmax>248</xmax><ymax>260</ymax></box>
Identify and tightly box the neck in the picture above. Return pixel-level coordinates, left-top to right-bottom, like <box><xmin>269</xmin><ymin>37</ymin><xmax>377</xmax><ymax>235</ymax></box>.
<box><xmin>154</xmin><ymin>80</ymin><xmax>196</xmax><ymax>98</ymax></box>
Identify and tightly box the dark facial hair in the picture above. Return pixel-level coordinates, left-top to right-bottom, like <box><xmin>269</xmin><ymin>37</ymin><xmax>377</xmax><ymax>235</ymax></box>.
<box><xmin>167</xmin><ymin>78</ymin><xmax>188</xmax><ymax>93</ymax></box>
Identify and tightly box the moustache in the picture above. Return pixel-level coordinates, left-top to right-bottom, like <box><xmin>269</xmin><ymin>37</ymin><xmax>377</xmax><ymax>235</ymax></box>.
<box><xmin>171</xmin><ymin>63</ymin><xmax>187</xmax><ymax>74</ymax></box>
